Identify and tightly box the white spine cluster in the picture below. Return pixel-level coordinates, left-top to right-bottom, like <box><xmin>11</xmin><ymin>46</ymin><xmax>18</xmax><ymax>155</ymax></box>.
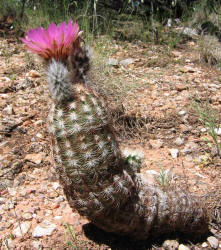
<box><xmin>47</xmin><ymin>60</ymin><xmax>72</xmax><ymax>102</ymax></box>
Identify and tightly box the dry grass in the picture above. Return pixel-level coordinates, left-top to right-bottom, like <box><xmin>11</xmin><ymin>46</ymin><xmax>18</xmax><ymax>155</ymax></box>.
<box><xmin>88</xmin><ymin>38</ymin><xmax>149</xmax><ymax>141</ymax></box>
<box><xmin>197</xmin><ymin>35</ymin><xmax>221</xmax><ymax>65</ymax></box>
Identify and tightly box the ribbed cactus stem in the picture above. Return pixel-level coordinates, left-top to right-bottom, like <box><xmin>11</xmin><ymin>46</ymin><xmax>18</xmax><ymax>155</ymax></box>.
<box><xmin>47</xmin><ymin>60</ymin><xmax>208</xmax><ymax>239</ymax></box>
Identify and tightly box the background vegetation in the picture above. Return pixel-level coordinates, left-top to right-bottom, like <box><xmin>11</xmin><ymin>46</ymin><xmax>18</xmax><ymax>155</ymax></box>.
<box><xmin>0</xmin><ymin>0</ymin><xmax>221</xmax><ymax>42</ymax></box>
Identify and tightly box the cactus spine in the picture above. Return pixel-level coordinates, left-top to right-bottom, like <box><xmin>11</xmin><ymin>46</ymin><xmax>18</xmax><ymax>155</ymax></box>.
<box><xmin>47</xmin><ymin>57</ymin><xmax>208</xmax><ymax>239</ymax></box>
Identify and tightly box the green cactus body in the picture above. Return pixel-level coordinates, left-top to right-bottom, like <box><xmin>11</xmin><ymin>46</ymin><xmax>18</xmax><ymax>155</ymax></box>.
<box><xmin>47</xmin><ymin>60</ymin><xmax>208</xmax><ymax>240</ymax></box>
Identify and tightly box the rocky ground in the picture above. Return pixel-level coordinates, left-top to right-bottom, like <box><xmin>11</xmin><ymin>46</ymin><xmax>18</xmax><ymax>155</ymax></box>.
<box><xmin>0</xmin><ymin>35</ymin><xmax>220</xmax><ymax>249</ymax></box>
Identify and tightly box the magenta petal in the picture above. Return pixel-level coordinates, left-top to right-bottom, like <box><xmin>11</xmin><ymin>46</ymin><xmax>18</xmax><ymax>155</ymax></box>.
<box><xmin>47</xmin><ymin>23</ymin><xmax>57</xmax><ymax>42</ymax></box>
<box><xmin>56</xmin><ymin>22</ymin><xmax>66</xmax><ymax>46</ymax></box>
<box><xmin>21</xmin><ymin>20</ymin><xmax>81</xmax><ymax>59</ymax></box>
<box><xmin>27</xmin><ymin>28</ymin><xmax>49</xmax><ymax>49</ymax></box>
<box><xmin>65</xmin><ymin>22</ymin><xmax>79</xmax><ymax>45</ymax></box>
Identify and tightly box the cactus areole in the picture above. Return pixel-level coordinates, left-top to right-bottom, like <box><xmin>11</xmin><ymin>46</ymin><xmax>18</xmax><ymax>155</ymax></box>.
<box><xmin>21</xmin><ymin>21</ymin><xmax>209</xmax><ymax>240</ymax></box>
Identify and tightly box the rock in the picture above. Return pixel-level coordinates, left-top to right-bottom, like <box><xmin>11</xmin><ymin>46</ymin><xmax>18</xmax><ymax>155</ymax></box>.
<box><xmin>201</xmin><ymin>127</ymin><xmax>207</xmax><ymax>133</ymax></box>
<box><xmin>210</xmin><ymin>228</ymin><xmax>218</xmax><ymax>235</ymax></box>
<box><xmin>0</xmin><ymin>197</ymin><xmax>6</xmax><ymax>204</ymax></box>
<box><xmin>178</xmin><ymin>244</ymin><xmax>190</xmax><ymax>250</ymax></box>
<box><xmin>207</xmin><ymin>236</ymin><xmax>219</xmax><ymax>249</ymax></box>
<box><xmin>13</xmin><ymin>221</ymin><xmax>31</xmax><ymax>237</ymax></box>
<box><xmin>176</xmin><ymin>84</ymin><xmax>187</xmax><ymax>91</ymax></box>
<box><xmin>3</xmin><ymin>105</ymin><xmax>14</xmax><ymax>115</ymax></box>
<box><xmin>8</xmin><ymin>161</ymin><xmax>23</xmax><ymax>179</ymax></box>
<box><xmin>48</xmin><ymin>191</ymin><xmax>59</xmax><ymax>198</ymax></box>
<box><xmin>36</xmin><ymin>133</ymin><xmax>44</xmax><ymax>139</ymax></box>
<box><xmin>174</xmin><ymin>137</ymin><xmax>185</xmax><ymax>146</ymax></box>
<box><xmin>8</xmin><ymin>202</ymin><xmax>15</xmax><ymax>209</ymax></box>
<box><xmin>178</xmin><ymin>110</ymin><xmax>186</xmax><ymax>116</ymax></box>
<box><xmin>202</xmin><ymin>242</ymin><xmax>208</xmax><ymax>248</ymax></box>
<box><xmin>15</xmin><ymin>79</ymin><xmax>33</xmax><ymax>91</ymax></box>
<box><xmin>22</xmin><ymin>212</ymin><xmax>33</xmax><ymax>220</ymax></box>
<box><xmin>54</xmin><ymin>196</ymin><xmax>65</xmax><ymax>203</ymax></box>
<box><xmin>149</xmin><ymin>139</ymin><xmax>163</xmax><ymax>149</ymax></box>
<box><xmin>195</xmin><ymin>172</ymin><xmax>206</xmax><ymax>179</ymax></box>
<box><xmin>34</xmin><ymin>120</ymin><xmax>44</xmax><ymax>126</ymax></box>
<box><xmin>209</xmin><ymin>83</ymin><xmax>220</xmax><ymax>89</ymax></box>
<box><xmin>106</xmin><ymin>58</ymin><xmax>118</xmax><ymax>66</ymax></box>
<box><xmin>25</xmin><ymin>153</ymin><xmax>44</xmax><ymax>164</ymax></box>
<box><xmin>120</xmin><ymin>58</ymin><xmax>133</xmax><ymax>66</ymax></box>
<box><xmin>214</xmin><ymin>128</ymin><xmax>221</xmax><ymax>135</ymax></box>
<box><xmin>140</xmin><ymin>172</ymin><xmax>157</xmax><ymax>185</ymax></box>
<box><xmin>28</xmin><ymin>70</ymin><xmax>40</xmax><ymax>78</ymax></box>
<box><xmin>182</xmin><ymin>27</ymin><xmax>198</xmax><ymax>37</ymax></box>
<box><xmin>145</xmin><ymin>170</ymin><xmax>159</xmax><ymax>175</ymax></box>
<box><xmin>169</xmin><ymin>148</ymin><xmax>179</xmax><ymax>158</ymax></box>
<box><xmin>32</xmin><ymin>241</ymin><xmax>42</xmax><ymax>249</ymax></box>
<box><xmin>3</xmin><ymin>238</ymin><xmax>13</xmax><ymax>248</ymax></box>
<box><xmin>44</xmin><ymin>209</ymin><xmax>53</xmax><ymax>216</ymax></box>
<box><xmin>180</xmin><ymin>124</ymin><xmax>192</xmax><ymax>133</ymax></box>
<box><xmin>1</xmin><ymin>189</ymin><xmax>8</xmax><ymax>195</ymax></box>
<box><xmin>32</xmin><ymin>220</ymin><xmax>56</xmax><ymax>237</ymax></box>
<box><xmin>181</xmin><ymin>142</ymin><xmax>198</xmax><ymax>155</ymax></box>
<box><xmin>8</xmin><ymin>187</ymin><xmax>17</xmax><ymax>196</ymax></box>
<box><xmin>162</xmin><ymin>239</ymin><xmax>179</xmax><ymax>249</ymax></box>
<box><xmin>167</xmin><ymin>18</ymin><xmax>172</xmax><ymax>27</ymax></box>
<box><xmin>52</xmin><ymin>203</ymin><xmax>59</xmax><ymax>209</ymax></box>
<box><xmin>54</xmin><ymin>216</ymin><xmax>62</xmax><ymax>220</ymax></box>
<box><xmin>172</xmin><ymin>50</ymin><xmax>182</xmax><ymax>58</ymax></box>
<box><xmin>52</xmin><ymin>182</ymin><xmax>60</xmax><ymax>190</ymax></box>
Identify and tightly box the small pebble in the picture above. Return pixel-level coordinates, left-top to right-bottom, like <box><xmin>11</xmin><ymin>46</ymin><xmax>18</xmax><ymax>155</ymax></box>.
<box><xmin>120</xmin><ymin>58</ymin><xmax>133</xmax><ymax>66</ymax></box>
<box><xmin>51</xmin><ymin>203</ymin><xmax>59</xmax><ymax>209</ymax></box>
<box><xmin>202</xmin><ymin>242</ymin><xmax>208</xmax><ymax>248</ymax></box>
<box><xmin>32</xmin><ymin>241</ymin><xmax>42</xmax><ymax>249</ymax></box>
<box><xmin>200</xmin><ymin>128</ymin><xmax>207</xmax><ymax>133</ymax></box>
<box><xmin>54</xmin><ymin>196</ymin><xmax>65</xmax><ymax>203</ymax></box>
<box><xmin>13</xmin><ymin>221</ymin><xmax>31</xmax><ymax>237</ymax></box>
<box><xmin>145</xmin><ymin>170</ymin><xmax>159</xmax><ymax>175</ymax></box>
<box><xmin>26</xmin><ymin>189</ymin><xmax>36</xmax><ymax>195</ymax></box>
<box><xmin>207</xmin><ymin>236</ymin><xmax>219</xmax><ymax>249</ymax></box>
<box><xmin>174</xmin><ymin>137</ymin><xmax>185</xmax><ymax>146</ymax></box>
<box><xmin>169</xmin><ymin>148</ymin><xmax>179</xmax><ymax>158</ymax></box>
<box><xmin>162</xmin><ymin>239</ymin><xmax>179</xmax><ymax>249</ymax></box>
<box><xmin>178</xmin><ymin>244</ymin><xmax>190</xmax><ymax>250</ymax></box>
<box><xmin>32</xmin><ymin>220</ymin><xmax>56</xmax><ymax>237</ymax></box>
<box><xmin>0</xmin><ymin>189</ymin><xmax>8</xmax><ymax>195</ymax></box>
<box><xmin>36</xmin><ymin>133</ymin><xmax>44</xmax><ymax>139</ymax></box>
<box><xmin>214</xmin><ymin>128</ymin><xmax>221</xmax><ymax>135</ymax></box>
<box><xmin>178</xmin><ymin>110</ymin><xmax>186</xmax><ymax>116</ymax></box>
<box><xmin>149</xmin><ymin>139</ymin><xmax>163</xmax><ymax>149</ymax></box>
<box><xmin>22</xmin><ymin>212</ymin><xmax>33</xmax><ymax>220</ymax></box>
<box><xmin>0</xmin><ymin>197</ymin><xmax>6</xmax><ymax>204</ymax></box>
<box><xmin>52</xmin><ymin>182</ymin><xmax>60</xmax><ymax>190</ymax></box>
<box><xmin>106</xmin><ymin>58</ymin><xmax>118</xmax><ymax>66</ymax></box>
<box><xmin>54</xmin><ymin>216</ymin><xmax>62</xmax><ymax>220</ymax></box>
<box><xmin>28</xmin><ymin>70</ymin><xmax>40</xmax><ymax>78</ymax></box>
<box><xmin>34</xmin><ymin>120</ymin><xmax>44</xmax><ymax>125</ymax></box>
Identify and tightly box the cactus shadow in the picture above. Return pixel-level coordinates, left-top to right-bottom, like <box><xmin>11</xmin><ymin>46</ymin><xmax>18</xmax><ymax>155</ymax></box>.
<box><xmin>83</xmin><ymin>223</ymin><xmax>209</xmax><ymax>250</ymax></box>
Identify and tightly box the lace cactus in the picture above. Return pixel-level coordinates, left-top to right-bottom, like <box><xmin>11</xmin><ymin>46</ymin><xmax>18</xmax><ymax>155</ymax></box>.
<box><xmin>22</xmin><ymin>21</ymin><xmax>209</xmax><ymax>240</ymax></box>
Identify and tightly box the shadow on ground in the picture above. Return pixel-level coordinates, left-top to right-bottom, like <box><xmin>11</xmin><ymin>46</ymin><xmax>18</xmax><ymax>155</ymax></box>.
<box><xmin>83</xmin><ymin>223</ymin><xmax>209</xmax><ymax>250</ymax></box>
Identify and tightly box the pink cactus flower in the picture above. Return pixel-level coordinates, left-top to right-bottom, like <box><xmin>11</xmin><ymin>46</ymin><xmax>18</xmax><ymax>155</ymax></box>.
<box><xmin>21</xmin><ymin>20</ymin><xmax>79</xmax><ymax>61</ymax></box>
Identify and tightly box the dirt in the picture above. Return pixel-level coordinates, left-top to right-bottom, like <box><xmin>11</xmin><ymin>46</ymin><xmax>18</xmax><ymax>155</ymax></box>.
<box><xmin>0</xmin><ymin>35</ymin><xmax>220</xmax><ymax>250</ymax></box>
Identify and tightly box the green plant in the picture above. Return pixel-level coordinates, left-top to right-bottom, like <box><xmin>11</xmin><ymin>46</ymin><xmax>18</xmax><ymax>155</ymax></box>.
<box><xmin>22</xmin><ymin>21</ymin><xmax>209</xmax><ymax>240</ymax></box>
<box><xmin>48</xmin><ymin>59</ymin><xmax>208</xmax><ymax>239</ymax></box>
<box><xmin>157</xmin><ymin>167</ymin><xmax>170</xmax><ymax>187</ymax></box>
<box><xmin>64</xmin><ymin>223</ymin><xmax>88</xmax><ymax>250</ymax></box>
<box><xmin>193</xmin><ymin>100</ymin><xmax>221</xmax><ymax>156</ymax></box>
